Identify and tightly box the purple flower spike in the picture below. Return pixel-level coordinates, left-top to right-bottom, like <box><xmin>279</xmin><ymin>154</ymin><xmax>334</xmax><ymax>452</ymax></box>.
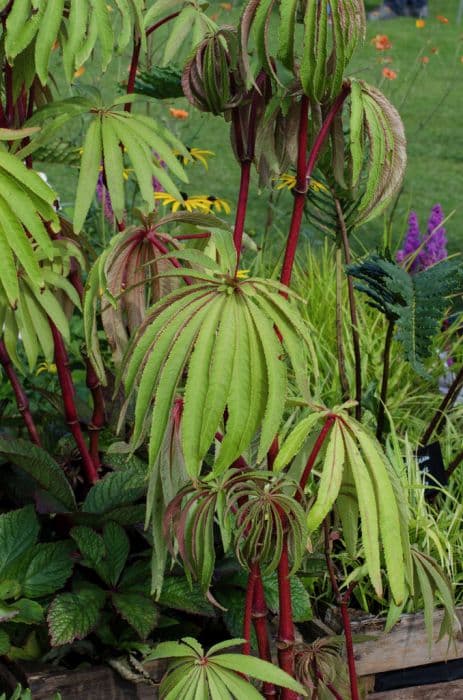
<box><xmin>425</xmin><ymin>204</ymin><xmax>447</xmax><ymax>265</ymax></box>
<box><xmin>396</xmin><ymin>211</ymin><xmax>423</xmax><ymax>271</ymax></box>
<box><xmin>397</xmin><ymin>204</ymin><xmax>448</xmax><ymax>273</ymax></box>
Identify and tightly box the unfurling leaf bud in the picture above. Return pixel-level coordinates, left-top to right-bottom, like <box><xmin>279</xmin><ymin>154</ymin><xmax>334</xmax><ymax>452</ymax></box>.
<box><xmin>182</xmin><ymin>27</ymin><xmax>244</xmax><ymax>115</ymax></box>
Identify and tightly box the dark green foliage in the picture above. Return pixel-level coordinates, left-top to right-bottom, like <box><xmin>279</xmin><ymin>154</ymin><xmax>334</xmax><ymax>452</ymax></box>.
<box><xmin>348</xmin><ymin>255</ymin><xmax>463</xmax><ymax>375</ymax></box>
<box><xmin>134</xmin><ymin>66</ymin><xmax>184</xmax><ymax>100</ymax></box>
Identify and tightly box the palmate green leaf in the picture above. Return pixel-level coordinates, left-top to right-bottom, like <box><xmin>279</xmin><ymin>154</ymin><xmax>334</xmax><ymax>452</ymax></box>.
<box><xmin>0</xmin><ymin>439</ymin><xmax>76</xmax><ymax>511</ymax></box>
<box><xmin>24</xmin><ymin>94</ymin><xmax>188</xmax><ymax>232</ymax></box>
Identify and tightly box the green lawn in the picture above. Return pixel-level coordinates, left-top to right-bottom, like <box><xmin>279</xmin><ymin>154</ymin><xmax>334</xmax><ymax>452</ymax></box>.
<box><xmin>45</xmin><ymin>0</ymin><xmax>463</xmax><ymax>256</ymax></box>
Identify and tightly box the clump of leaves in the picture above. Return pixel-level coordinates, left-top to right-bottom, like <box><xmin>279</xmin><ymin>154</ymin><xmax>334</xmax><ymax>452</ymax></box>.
<box><xmin>147</xmin><ymin>637</ymin><xmax>308</xmax><ymax>698</ymax></box>
<box><xmin>120</xmin><ymin>230</ymin><xmax>315</xmax><ymax>478</ymax></box>
<box><xmin>275</xmin><ymin>404</ymin><xmax>409</xmax><ymax>604</ymax></box>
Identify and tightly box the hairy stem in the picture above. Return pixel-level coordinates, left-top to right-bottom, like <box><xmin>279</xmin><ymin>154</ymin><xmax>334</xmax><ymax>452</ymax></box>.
<box><xmin>335</xmin><ymin>247</ymin><xmax>350</xmax><ymax>402</ymax></box>
<box><xmin>51</xmin><ymin>324</ymin><xmax>98</xmax><ymax>484</ymax></box>
<box><xmin>0</xmin><ymin>340</ymin><xmax>41</xmax><ymax>445</ymax></box>
<box><xmin>334</xmin><ymin>195</ymin><xmax>362</xmax><ymax>420</ymax></box>
<box><xmin>277</xmin><ymin>543</ymin><xmax>297</xmax><ymax>700</ymax></box>
<box><xmin>297</xmin><ymin>415</ymin><xmax>336</xmax><ymax>502</ymax></box>
<box><xmin>422</xmin><ymin>363</ymin><xmax>463</xmax><ymax>445</ymax></box>
<box><xmin>376</xmin><ymin>320</ymin><xmax>394</xmax><ymax>443</ymax></box>
<box><xmin>324</xmin><ymin>520</ymin><xmax>359</xmax><ymax>700</ymax></box>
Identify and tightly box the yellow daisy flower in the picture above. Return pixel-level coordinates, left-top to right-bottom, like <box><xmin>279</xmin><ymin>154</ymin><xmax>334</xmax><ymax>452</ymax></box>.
<box><xmin>154</xmin><ymin>192</ymin><xmax>230</xmax><ymax>215</ymax></box>
<box><xmin>274</xmin><ymin>173</ymin><xmax>328</xmax><ymax>193</ymax></box>
<box><xmin>36</xmin><ymin>362</ymin><xmax>57</xmax><ymax>376</ymax></box>
<box><xmin>175</xmin><ymin>148</ymin><xmax>215</xmax><ymax>170</ymax></box>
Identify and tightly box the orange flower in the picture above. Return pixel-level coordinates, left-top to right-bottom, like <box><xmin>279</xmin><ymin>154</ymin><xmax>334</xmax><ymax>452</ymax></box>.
<box><xmin>220</xmin><ymin>2</ymin><xmax>232</xmax><ymax>9</ymax></box>
<box><xmin>382</xmin><ymin>67</ymin><xmax>397</xmax><ymax>80</ymax></box>
<box><xmin>73</xmin><ymin>66</ymin><xmax>86</xmax><ymax>78</ymax></box>
<box><xmin>431</xmin><ymin>47</ymin><xmax>439</xmax><ymax>54</ymax></box>
<box><xmin>416</xmin><ymin>18</ymin><xmax>425</xmax><ymax>28</ymax></box>
<box><xmin>420</xmin><ymin>55</ymin><xmax>429</xmax><ymax>64</ymax></box>
<box><xmin>169</xmin><ymin>107</ymin><xmax>189</xmax><ymax>120</ymax></box>
<box><xmin>437</xmin><ymin>15</ymin><xmax>449</xmax><ymax>23</ymax></box>
<box><xmin>371</xmin><ymin>34</ymin><xmax>392</xmax><ymax>50</ymax></box>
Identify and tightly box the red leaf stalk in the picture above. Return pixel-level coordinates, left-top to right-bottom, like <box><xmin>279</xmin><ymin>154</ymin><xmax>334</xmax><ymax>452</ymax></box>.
<box><xmin>253</xmin><ymin>568</ymin><xmax>277</xmax><ymax>698</ymax></box>
<box><xmin>277</xmin><ymin>542</ymin><xmax>297</xmax><ymax>700</ymax></box>
<box><xmin>146</xmin><ymin>11</ymin><xmax>181</xmax><ymax>37</ymax></box>
<box><xmin>297</xmin><ymin>415</ymin><xmax>336</xmax><ymax>502</ymax></box>
<box><xmin>280</xmin><ymin>85</ymin><xmax>351</xmax><ymax>288</ymax></box>
<box><xmin>232</xmin><ymin>160</ymin><xmax>252</xmax><ymax>256</ymax></box>
<box><xmin>124</xmin><ymin>36</ymin><xmax>141</xmax><ymax>112</ymax></box>
<box><xmin>50</xmin><ymin>323</ymin><xmax>98</xmax><ymax>484</ymax></box>
<box><xmin>316</xmin><ymin>671</ymin><xmax>344</xmax><ymax>700</ymax></box>
<box><xmin>0</xmin><ymin>339</ymin><xmax>41</xmax><ymax>445</ymax></box>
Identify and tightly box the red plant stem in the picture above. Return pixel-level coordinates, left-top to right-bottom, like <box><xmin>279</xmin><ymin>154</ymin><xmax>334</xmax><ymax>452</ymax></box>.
<box><xmin>69</xmin><ymin>265</ymin><xmax>105</xmax><ymax>467</ymax></box>
<box><xmin>50</xmin><ymin>324</ymin><xmax>99</xmax><ymax>484</ymax></box>
<box><xmin>124</xmin><ymin>12</ymin><xmax>181</xmax><ymax>113</ymax></box>
<box><xmin>280</xmin><ymin>95</ymin><xmax>309</xmax><ymax>289</ymax></box>
<box><xmin>277</xmin><ymin>542</ymin><xmax>297</xmax><ymax>700</ymax></box>
<box><xmin>0</xmin><ymin>339</ymin><xmax>41</xmax><ymax>445</ymax></box>
<box><xmin>280</xmin><ymin>85</ymin><xmax>350</xmax><ymax>288</ymax></box>
<box><xmin>297</xmin><ymin>415</ymin><xmax>336</xmax><ymax>502</ymax></box>
<box><xmin>214</xmin><ymin>431</ymin><xmax>249</xmax><ymax>471</ymax></box>
<box><xmin>174</xmin><ymin>232</ymin><xmax>211</xmax><ymax>241</ymax></box>
<box><xmin>316</xmin><ymin>671</ymin><xmax>344</xmax><ymax>700</ymax></box>
<box><xmin>340</xmin><ymin>589</ymin><xmax>359</xmax><ymax>700</ymax></box>
<box><xmin>149</xmin><ymin>235</ymin><xmax>195</xmax><ymax>286</ymax></box>
<box><xmin>324</xmin><ymin>520</ymin><xmax>359</xmax><ymax>700</ymax></box>
<box><xmin>253</xmin><ymin>570</ymin><xmax>277</xmax><ymax>698</ymax></box>
<box><xmin>124</xmin><ymin>36</ymin><xmax>141</xmax><ymax>112</ymax></box>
